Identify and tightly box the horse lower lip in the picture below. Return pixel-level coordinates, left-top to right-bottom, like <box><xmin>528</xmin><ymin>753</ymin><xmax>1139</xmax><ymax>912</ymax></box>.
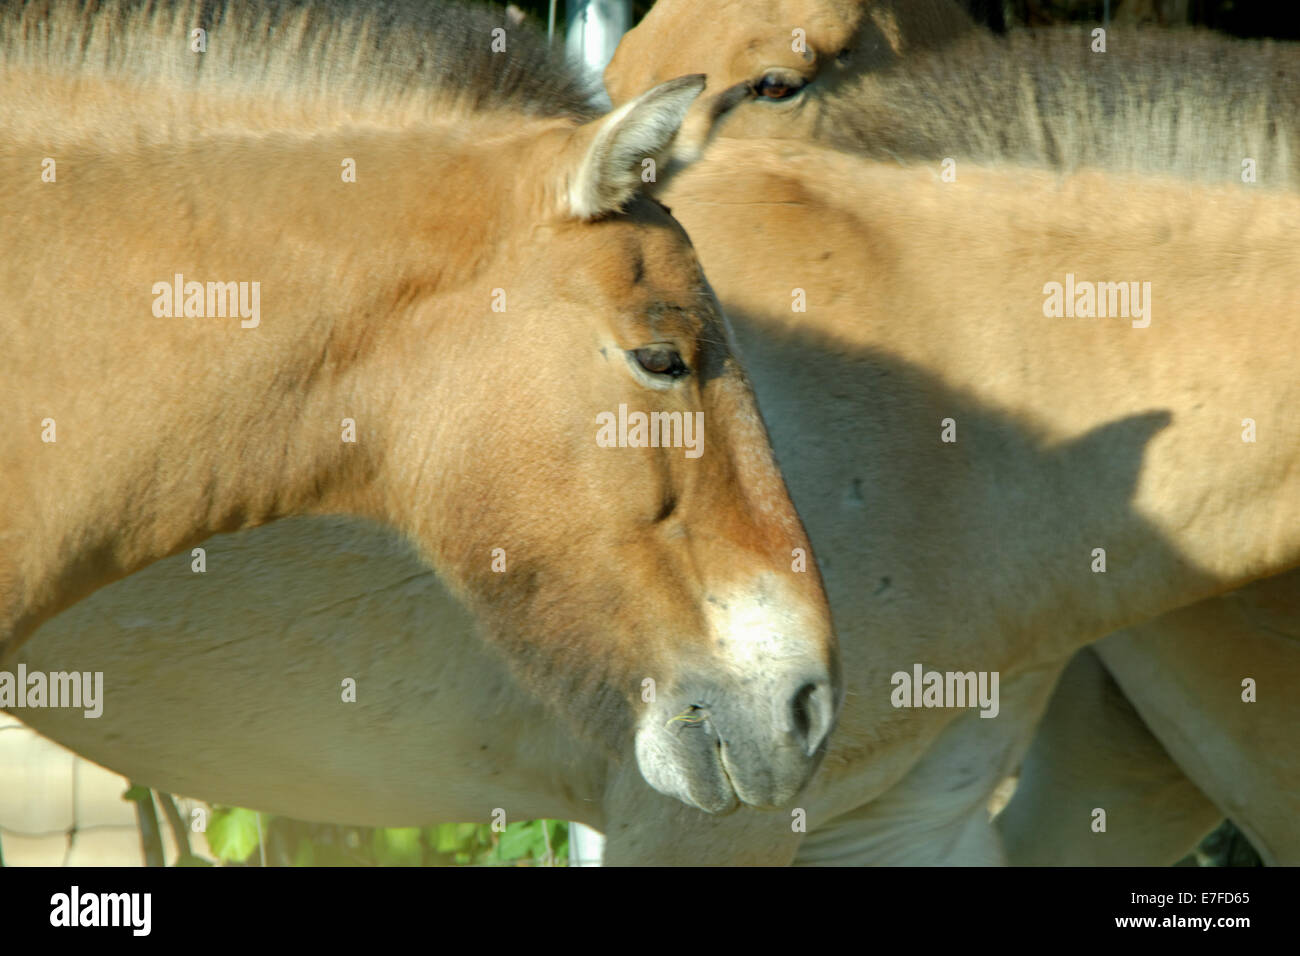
<box><xmin>677</xmin><ymin>714</ymin><xmax>740</xmax><ymax>800</ymax></box>
<box><xmin>714</xmin><ymin>737</ymin><xmax>738</xmax><ymax>797</ymax></box>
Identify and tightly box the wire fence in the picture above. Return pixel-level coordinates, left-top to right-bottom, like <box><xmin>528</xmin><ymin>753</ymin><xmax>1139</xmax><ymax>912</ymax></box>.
<box><xmin>0</xmin><ymin>718</ymin><xmax>197</xmax><ymax>866</ymax></box>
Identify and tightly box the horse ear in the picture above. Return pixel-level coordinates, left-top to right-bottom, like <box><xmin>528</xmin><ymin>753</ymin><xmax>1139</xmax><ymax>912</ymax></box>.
<box><xmin>659</xmin><ymin>79</ymin><xmax>752</xmax><ymax>169</ymax></box>
<box><xmin>561</xmin><ymin>74</ymin><xmax>705</xmax><ymax>220</ymax></box>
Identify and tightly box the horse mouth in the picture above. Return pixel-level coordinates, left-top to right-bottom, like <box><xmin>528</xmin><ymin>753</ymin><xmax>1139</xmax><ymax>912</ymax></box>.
<box><xmin>671</xmin><ymin>706</ymin><xmax>743</xmax><ymax>811</ymax></box>
<box><xmin>713</xmin><ymin>736</ymin><xmax>742</xmax><ymax>806</ymax></box>
<box><xmin>636</xmin><ymin>685</ymin><xmax>823</xmax><ymax>814</ymax></box>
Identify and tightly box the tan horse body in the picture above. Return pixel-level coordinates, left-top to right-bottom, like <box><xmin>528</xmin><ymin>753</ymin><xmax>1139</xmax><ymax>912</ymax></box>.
<box><xmin>17</xmin><ymin>111</ymin><xmax>1300</xmax><ymax>866</ymax></box>
<box><xmin>0</xmin><ymin>0</ymin><xmax>841</xmax><ymax>817</ymax></box>
<box><xmin>10</xmin><ymin>1</ymin><xmax>1300</xmax><ymax>864</ymax></box>
<box><xmin>1000</xmin><ymin>582</ymin><xmax>1300</xmax><ymax>867</ymax></box>
<box><xmin>659</xmin><ymin>137</ymin><xmax>1299</xmax><ymax>863</ymax></box>
<box><xmin>616</xmin><ymin>0</ymin><xmax>1300</xmax><ymax>863</ymax></box>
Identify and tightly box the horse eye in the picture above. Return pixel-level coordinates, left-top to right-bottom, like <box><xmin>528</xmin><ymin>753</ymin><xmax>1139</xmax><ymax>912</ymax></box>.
<box><xmin>836</xmin><ymin>47</ymin><xmax>853</xmax><ymax>65</ymax></box>
<box><xmin>634</xmin><ymin>347</ymin><xmax>687</xmax><ymax>378</ymax></box>
<box><xmin>755</xmin><ymin>74</ymin><xmax>804</xmax><ymax>100</ymax></box>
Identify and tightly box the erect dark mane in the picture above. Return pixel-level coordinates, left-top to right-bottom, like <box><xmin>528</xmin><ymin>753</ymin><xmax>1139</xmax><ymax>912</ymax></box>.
<box><xmin>818</xmin><ymin>26</ymin><xmax>1299</xmax><ymax>188</ymax></box>
<box><xmin>0</xmin><ymin>0</ymin><xmax>598</xmax><ymax>121</ymax></box>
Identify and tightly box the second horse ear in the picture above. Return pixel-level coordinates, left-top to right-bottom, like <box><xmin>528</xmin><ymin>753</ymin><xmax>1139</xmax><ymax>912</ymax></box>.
<box><xmin>558</xmin><ymin>74</ymin><xmax>706</xmax><ymax>221</ymax></box>
<box><xmin>658</xmin><ymin>79</ymin><xmax>752</xmax><ymax>171</ymax></box>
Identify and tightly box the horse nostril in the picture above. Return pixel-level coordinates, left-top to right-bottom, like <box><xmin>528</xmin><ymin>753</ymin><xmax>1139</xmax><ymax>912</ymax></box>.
<box><xmin>791</xmin><ymin>682</ymin><xmax>813</xmax><ymax>738</ymax></box>
<box><xmin>789</xmin><ymin>680</ymin><xmax>832</xmax><ymax>757</ymax></box>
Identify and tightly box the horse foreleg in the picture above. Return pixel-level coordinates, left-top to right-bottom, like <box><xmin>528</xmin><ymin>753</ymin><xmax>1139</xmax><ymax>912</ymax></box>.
<box><xmin>996</xmin><ymin>645</ymin><xmax>1221</xmax><ymax>865</ymax></box>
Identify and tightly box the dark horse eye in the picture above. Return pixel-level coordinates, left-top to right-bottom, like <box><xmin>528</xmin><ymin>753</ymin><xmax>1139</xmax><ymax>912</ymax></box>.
<box><xmin>634</xmin><ymin>346</ymin><xmax>687</xmax><ymax>377</ymax></box>
<box><xmin>755</xmin><ymin>73</ymin><xmax>805</xmax><ymax>100</ymax></box>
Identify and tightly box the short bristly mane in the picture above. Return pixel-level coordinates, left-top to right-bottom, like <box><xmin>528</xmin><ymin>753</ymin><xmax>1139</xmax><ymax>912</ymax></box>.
<box><xmin>0</xmin><ymin>0</ymin><xmax>597</xmax><ymax>140</ymax></box>
<box><xmin>818</xmin><ymin>27</ymin><xmax>1299</xmax><ymax>188</ymax></box>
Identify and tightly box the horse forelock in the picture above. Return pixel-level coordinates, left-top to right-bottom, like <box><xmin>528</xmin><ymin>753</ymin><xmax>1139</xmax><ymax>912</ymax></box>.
<box><xmin>0</xmin><ymin>0</ymin><xmax>599</xmax><ymax>131</ymax></box>
<box><xmin>817</xmin><ymin>26</ymin><xmax>1298</xmax><ymax>188</ymax></box>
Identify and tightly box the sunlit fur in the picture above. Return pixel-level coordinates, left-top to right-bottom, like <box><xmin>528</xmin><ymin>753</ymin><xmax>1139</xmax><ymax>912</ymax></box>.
<box><xmin>0</xmin><ymin>0</ymin><xmax>596</xmax><ymax>135</ymax></box>
<box><xmin>9</xmin><ymin>2</ymin><xmax>1298</xmax><ymax>861</ymax></box>
<box><xmin>604</xmin><ymin>0</ymin><xmax>1300</xmax><ymax>862</ymax></box>
<box><xmin>604</xmin><ymin>0</ymin><xmax>973</xmax><ymax>109</ymax></box>
<box><xmin>0</xmin><ymin>0</ymin><xmax>839</xmax><ymax>813</ymax></box>
<box><xmin>817</xmin><ymin>27</ymin><xmax>1300</xmax><ymax>187</ymax></box>
<box><xmin>649</xmin><ymin>19</ymin><xmax>1300</xmax><ymax>862</ymax></box>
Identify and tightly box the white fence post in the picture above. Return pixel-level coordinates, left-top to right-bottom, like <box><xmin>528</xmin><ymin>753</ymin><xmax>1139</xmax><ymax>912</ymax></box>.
<box><xmin>568</xmin><ymin>819</ymin><xmax>606</xmax><ymax>866</ymax></box>
<box><xmin>565</xmin><ymin>0</ymin><xmax>631</xmax><ymax>109</ymax></box>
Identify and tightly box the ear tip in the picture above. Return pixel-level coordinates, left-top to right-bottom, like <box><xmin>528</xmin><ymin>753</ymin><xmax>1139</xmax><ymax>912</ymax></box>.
<box><xmin>659</xmin><ymin>74</ymin><xmax>707</xmax><ymax>95</ymax></box>
<box><xmin>715</xmin><ymin>80</ymin><xmax>754</xmax><ymax>113</ymax></box>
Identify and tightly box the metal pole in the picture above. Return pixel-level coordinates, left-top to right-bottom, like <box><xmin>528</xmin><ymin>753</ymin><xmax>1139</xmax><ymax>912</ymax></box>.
<box><xmin>565</xmin><ymin>0</ymin><xmax>632</xmax><ymax>108</ymax></box>
<box><xmin>125</xmin><ymin>784</ymin><xmax>165</xmax><ymax>867</ymax></box>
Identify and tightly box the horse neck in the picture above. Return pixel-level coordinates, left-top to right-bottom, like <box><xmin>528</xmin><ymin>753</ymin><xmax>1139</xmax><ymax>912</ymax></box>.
<box><xmin>674</xmin><ymin>144</ymin><xmax>1300</xmax><ymax>664</ymax></box>
<box><xmin>1</xmin><ymin>113</ymin><xmax>534</xmax><ymax>644</ymax></box>
<box><xmin>841</xmin><ymin>162</ymin><xmax>1300</xmax><ymax>628</ymax></box>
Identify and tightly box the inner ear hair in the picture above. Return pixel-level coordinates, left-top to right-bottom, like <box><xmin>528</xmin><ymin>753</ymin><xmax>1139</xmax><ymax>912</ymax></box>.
<box><xmin>567</xmin><ymin>74</ymin><xmax>705</xmax><ymax>220</ymax></box>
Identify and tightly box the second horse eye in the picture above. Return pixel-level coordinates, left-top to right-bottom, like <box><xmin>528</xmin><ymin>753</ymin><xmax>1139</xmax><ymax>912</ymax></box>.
<box><xmin>635</xmin><ymin>347</ymin><xmax>683</xmax><ymax>376</ymax></box>
<box><xmin>755</xmin><ymin>74</ymin><xmax>804</xmax><ymax>99</ymax></box>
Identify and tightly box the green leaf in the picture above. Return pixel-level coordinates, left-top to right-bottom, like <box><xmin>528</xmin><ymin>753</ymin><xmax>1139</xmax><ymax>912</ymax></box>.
<box><xmin>433</xmin><ymin>822</ymin><xmax>470</xmax><ymax>854</ymax></box>
<box><xmin>496</xmin><ymin>821</ymin><xmax>543</xmax><ymax>860</ymax></box>
<box><xmin>306</xmin><ymin>842</ymin><xmax>358</xmax><ymax>867</ymax></box>
<box><xmin>373</xmin><ymin>827</ymin><xmax>424</xmax><ymax>866</ymax></box>
<box><xmin>205</xmin><ymin>807</ymin><xmax>262</xmax><ymax>863</ymax></box>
